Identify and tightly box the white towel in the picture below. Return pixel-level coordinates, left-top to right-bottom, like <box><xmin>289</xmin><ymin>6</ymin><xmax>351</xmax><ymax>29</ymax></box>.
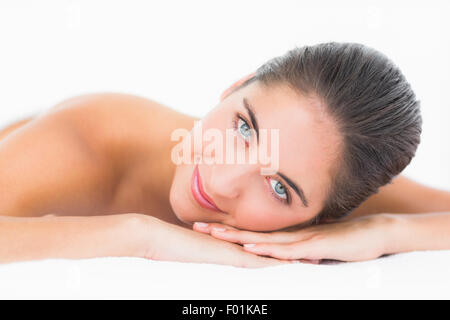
<box><xmin>1</xmin><ymin>250</ymin><xmax>449</xmax><ymax>299</ymax></box>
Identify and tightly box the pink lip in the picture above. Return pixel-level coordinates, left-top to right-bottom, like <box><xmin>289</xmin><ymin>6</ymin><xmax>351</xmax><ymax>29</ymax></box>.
<box><xmin>191</xmin><ymin>165</ymin><xmax>224</xmax><ymax>213</ymax></box>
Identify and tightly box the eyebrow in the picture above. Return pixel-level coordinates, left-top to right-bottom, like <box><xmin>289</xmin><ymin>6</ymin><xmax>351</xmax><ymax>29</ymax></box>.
<box><xmin>278</xmin><ymin>172</ymin><xmax>309</xmax><ymax>208</ymax></box>
<box><xmin>243</xmin><ymin>97</ymin><xmax>309</xmax><ymax>208</ymax></box>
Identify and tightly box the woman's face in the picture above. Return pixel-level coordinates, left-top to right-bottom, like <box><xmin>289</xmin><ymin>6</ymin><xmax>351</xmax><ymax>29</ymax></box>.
<box><xmin>169</xmin><ymin>79</ymin><xmax>342</xmax><ymax>231</ymax></box>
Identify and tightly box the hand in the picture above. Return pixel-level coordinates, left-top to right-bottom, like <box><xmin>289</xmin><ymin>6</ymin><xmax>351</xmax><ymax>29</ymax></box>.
<box><xmin>192</xmin><ymin>214</ymin><xmax>396</xmax><ymax>263</ymax></box>
<box><xmin>136</xmin><ymin>215</ymin><xmax>291</xmax><ymax>268</ymax></box>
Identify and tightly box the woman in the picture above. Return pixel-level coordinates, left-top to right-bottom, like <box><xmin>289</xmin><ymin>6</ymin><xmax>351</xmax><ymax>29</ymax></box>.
<box><xmin>0</xmin><ymin>42</ymin><xmax>449</xmax><ymax>267</ymax></box>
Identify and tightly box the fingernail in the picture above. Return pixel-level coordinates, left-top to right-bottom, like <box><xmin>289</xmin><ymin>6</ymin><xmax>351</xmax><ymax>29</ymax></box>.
<box><xmin>212</xmin><ymin>227</ymin><xmax>226</xmax><ymax>232</ymax></box>
<box><xmin>195</xmin><ymin>222</ymin><xmax>209</xmax><ymax>227</ymax></box>
<box><xmin>244</xmin><ymin>243</ymin><xmax>256</xmax><ymax>248</ymax></box>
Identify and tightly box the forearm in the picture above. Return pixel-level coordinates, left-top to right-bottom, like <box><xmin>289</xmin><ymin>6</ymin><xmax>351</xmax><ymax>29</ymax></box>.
<box><xmin>387</xmin><ymin>212</ymin><xmax>450</xmax><ymax>254</ymax></box>
<box><xmin>0</xmin><ymin>213</ymin><xmax>145</xmax><ymax>264</ymax></box>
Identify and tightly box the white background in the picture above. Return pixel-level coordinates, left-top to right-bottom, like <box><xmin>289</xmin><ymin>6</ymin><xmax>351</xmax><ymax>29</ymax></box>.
<box><xmin>0</xmin><ymin>0</ymin><xmax>449</xmax><ymax>190</ymax></box>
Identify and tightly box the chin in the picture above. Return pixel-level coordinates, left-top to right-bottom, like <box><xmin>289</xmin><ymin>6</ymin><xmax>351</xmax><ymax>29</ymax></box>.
<box><xmin>170</xmin><ymin>162</ymin><xmax>229</xmax><ymax>227</ymax></box>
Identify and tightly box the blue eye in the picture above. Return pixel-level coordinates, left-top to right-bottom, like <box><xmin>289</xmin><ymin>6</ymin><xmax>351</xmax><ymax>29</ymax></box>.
<box><xmin>269</xmin><ymin>178</ymin><xmax>287</xmax><ymax>200</ymax></box>
<box><xmin>237</xmin><ymin>117</ymin><xmax>252</xmax><ymax>141</ymax></box>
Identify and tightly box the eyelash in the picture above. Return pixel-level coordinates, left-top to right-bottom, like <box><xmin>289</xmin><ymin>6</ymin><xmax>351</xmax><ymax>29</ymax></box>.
<box><xmin>266</xmin><ymin>177</ymin><xmax>291</xmax><ymax>205</ymax></box>
<box><xmin>231</xmin><ymin>112</ymin><xmax>291</xmax><ymax>205</ymax></box>
<box><xmin>231</xmin><ymin>113</ymin><xmax>252</xmax><ymax>146</ymax></box>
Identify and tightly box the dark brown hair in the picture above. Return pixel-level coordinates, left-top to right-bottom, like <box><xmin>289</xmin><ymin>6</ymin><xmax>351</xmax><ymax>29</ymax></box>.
<box><xmin>238</xmin><ymin>42</ymin><xmax>422</xmax><ymax>224</ymax></box>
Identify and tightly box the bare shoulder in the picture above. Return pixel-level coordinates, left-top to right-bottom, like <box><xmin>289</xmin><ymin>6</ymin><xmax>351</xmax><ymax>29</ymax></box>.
<box><xmin>0</xmin><ymin>92</ymin><xmax>193</xmax><ymax>217</ymax></box>
<box><xmin>1</xmin><ymin>92</ymin><xmax>195</xmax><ymax>156</ymax></box>
<box><xmin>44</xmin><ymin>92</ymin><xmax>193</xmax><ymax>162</ymax></box>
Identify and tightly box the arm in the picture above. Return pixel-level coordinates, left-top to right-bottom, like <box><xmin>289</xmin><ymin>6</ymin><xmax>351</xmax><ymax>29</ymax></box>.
<box><xmin>0</xmin><ymin>213</ymin><xmax>144</xmax><ymax>264</ymax></box>
<box><xmin>0</xmin><ymin>212</ymin><xmax>289</xmax><ymax>267</ymax></box>
<box><xmin>194</xmin><ymin>212</ymin><xmax>450</xmax><ymax>263</ymax></box>
<box><xmin>194</xmin><ymin>177</ymin><xmax>450</xmax><ymax>262</ymax></box>
<box><xmin>387</xmin><ymin>211</ymin><xmax>450</xmax><ymax>254</ymax></box>
<box><xmin>345</xmin><ymin>175</ymin><xmax>450</xmax><ymax>219</ymax></box>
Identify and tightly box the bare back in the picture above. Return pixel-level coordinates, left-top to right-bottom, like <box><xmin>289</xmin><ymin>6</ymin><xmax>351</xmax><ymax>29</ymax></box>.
<box><xmin>0</xmin><ymin>93</ymin><xmax>196</xmax><ymax>225</ymax></box>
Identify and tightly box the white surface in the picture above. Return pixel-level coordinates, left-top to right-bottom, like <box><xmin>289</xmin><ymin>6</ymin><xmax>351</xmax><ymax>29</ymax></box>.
<box><xmin>1</xmin><ymin>250</ymin><xmax>449</xmax><ymax>299</ymax></box>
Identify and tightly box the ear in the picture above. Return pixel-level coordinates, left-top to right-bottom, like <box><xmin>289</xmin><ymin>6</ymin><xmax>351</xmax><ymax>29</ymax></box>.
<box><xmin>220</xmin><ymin>72</ymin><xmax>256</xmax><ymax>102</ymax></box>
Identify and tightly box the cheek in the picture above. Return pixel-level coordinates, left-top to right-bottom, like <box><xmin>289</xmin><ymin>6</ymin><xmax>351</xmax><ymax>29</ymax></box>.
<box><xmin>230</xmin><ymin>179</ymin><xmax>298</xmax><ymax>231</ymax></box>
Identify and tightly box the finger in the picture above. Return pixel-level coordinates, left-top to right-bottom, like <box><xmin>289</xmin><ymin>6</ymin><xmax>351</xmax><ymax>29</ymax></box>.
<box><xmin>289</xmin><ymin>258</ymin><xmax>321</xmax><ymax>265</ymax></box>
<box><xmin>192</xmin><ymin>222</ymin><xmax>238</xmax><ymax>234</ymax></box>
<box><xmin>242</xmin><ymin>241</ymin><xmax>320</xmax><ymax>261</ymax></box>
<box><xmin>298</xmin><ymin>259</ymin><xmax>321</xmax><ymax>265</ymax></box>
<box><xmin>209</xmin><ymin>228</ymin><xmax>304</xmax><ymax>245</ymax></box>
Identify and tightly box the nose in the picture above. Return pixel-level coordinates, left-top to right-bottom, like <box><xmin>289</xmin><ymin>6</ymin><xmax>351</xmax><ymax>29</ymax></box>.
<box><xmin>207</xmin><ymin>162</ymin><xmax>260</xmax><ymax>200</ymax></box>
